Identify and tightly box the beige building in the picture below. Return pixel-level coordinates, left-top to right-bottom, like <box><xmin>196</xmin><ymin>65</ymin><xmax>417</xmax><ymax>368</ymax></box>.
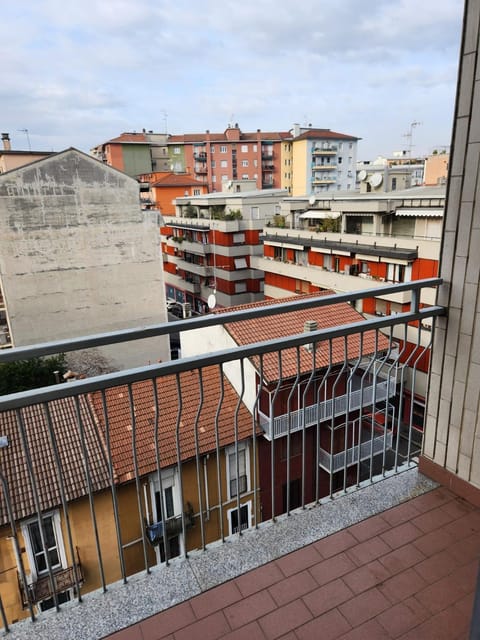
<box><xmin>0</xmin><ymin>148</ymin><xmax>169</xmax><ymax>369</ymax></box>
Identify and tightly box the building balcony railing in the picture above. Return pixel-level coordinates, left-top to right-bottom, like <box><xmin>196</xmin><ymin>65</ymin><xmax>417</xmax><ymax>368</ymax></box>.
<box><xmin>0</xmin><ymin>279</ymin><xmax>444</xmax><ymax>635</ymax></box>
<box><xmin>318</xmin><ymin>427</ymin><xmax>394</xmax><ymax>473</ymax></box>
<box><xmin>193</xmin><ymin>153</ymin><xmax>207</xmax><ymax>162</ymax></box>
<box><xmin>312</xmin><ymin>164</ymin><xmax>336</xmax><ymax>170</ymax></box>
<box><xmin>258</xmin><ymin>374</ymin><xmax>397</xmax><ymax>440</ymax></box>
<box><xmin>312</xmin><ymin>146</ymin><xmax>337</xmax><ymax>155</ymax></box>
<box><xmin>172</xmin><ymin>256</ymin><xmax>212</xmax><ymax>277</ymax></box>
<box><xmin>19</xmin><ymin>563</ymin><xmax>83</xmax><ymax>607</ymax></box>
<box><xmin>195</xmin><ymin>166</ymin><xmax>207</xmax><ymax>174</ymax></box>
<box><xmin>312</xmin><ymin>178</ymin><xmax>336</xmax><ymax>184</ymax></box>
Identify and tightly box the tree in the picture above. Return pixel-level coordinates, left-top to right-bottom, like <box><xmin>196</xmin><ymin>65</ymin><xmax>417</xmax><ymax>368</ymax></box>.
<box><xmin>0</xmin><ymin>354</ymin><xmax>67</xmax><ymax>394</ymax></box>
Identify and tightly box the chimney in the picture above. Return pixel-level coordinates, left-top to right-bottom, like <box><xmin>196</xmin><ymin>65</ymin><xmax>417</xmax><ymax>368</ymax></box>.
<box><xmin>1</xmin><ymin>133</ymin><xmax>11</xmax><ymax>151</ymax></box>
<box><xmin>303</xmin><ymin>320</ymin><xmax>318</xmax><ymax>352</ymax></box>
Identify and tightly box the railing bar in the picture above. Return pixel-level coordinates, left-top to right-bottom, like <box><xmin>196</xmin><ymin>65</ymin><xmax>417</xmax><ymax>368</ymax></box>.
<box><xmin>368</xmin><ymin>332</ymin><xmax>381</xmax><ymax>482</ymax></box>
<box><xmin>270</xmin><ymin>351</ymin><xmax>283</xmax><ymax>520</ymax></box>
<box><xmin>100</xmin><ymin>389</ymin><xmax>127</xmax><ymax>582</ymax></box>
<box><xmin>73</xmin><ymin>396</ymin><xmax>107</xmax><ymax>591</ymax></box>
<box><xmin>151</xmin><ymin>379</ymin><xmax>169</xmax><ymax>567</ymax></box>
<box><xmin>175</xmin><ymin>374</ymin><xmax>188</xmax><ymax>559</ymax></box>
<box><xmin>393</xmin><ymin>324</ymin><xmax>410</xmax><ymax>471</ymax></box>
<box><xmin>234</xmin><ymin>359</ymin><xmax>246</xmax><ymax>535</ymax></box>
<box><xmin>286</xmin><ymin>347</ymin><xmax>301</xmax><ymax>515</ymax></box>
<box><xmin>301</xmin><ymin>342</ymin><xmax>318</xmax><ymax>509</ymax></box>
<box><xmin>0</xmin><ymin>307</ymin><xmax>446</xmax><ymax>411</ymax></box>
<box><xmin>342</xmin><ymin>336</ymin><xmax>351</xmax><ymax>493</ymax></box>
<box><xmin>214</xmin><ymin>365</ymin><xmax>225</xmax><ymax>543</ymax></box>
<box><xmin>0</xmin><ymin>593</ymin><xmax>8</xmax><ymax>634</ymax></box>
<box><xmin>42</xmin><ymin>402</ymin><xmax>82</xmax><ymax>602</ymax></box>
<box><xmin>408</xmin><ymin>326</ymin><xmax>432</xmax><ymax>463</ymax></box>
<box><xmin>194</xmin><ymin>369</ymin><xmax>206</xmax><ymax>550</ymax></box>
<box><xmin>315</xmin><ymin>339</ymin><xmax>333</xmax><ymax>502</ymax></box>
<box><xmin>0</xmin><ymin>470</ymin><xmax>35</xmax><ymax>621</ymax></box>
<box><xmin>15</xmin><ymin>408</ymin><xmax>59</xmax><ymax>611</ymax></box>
<box><xmin>329</xmin><ymin>339</ymin><xmax>349</xmax><ymax>497</ymax></box>
<box><xmin>253</xmin><ymin>356</ymin><xmax>264</xmax><ymax>528</ymax></box>
<box><xmin>126</xmin><ymin>384</ymin><xmax>150</xmax><ymax>575</ymax></box>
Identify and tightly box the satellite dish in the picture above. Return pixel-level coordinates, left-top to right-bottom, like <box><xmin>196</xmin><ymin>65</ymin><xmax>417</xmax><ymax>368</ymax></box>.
<box><xmin>369</xmin><ymin>172</ymin><xmax>383</xmax><ymax>188</ymax></box>
<box><xmin>207</xmin><ymin>294</ymin><xmax>217</xmax><ymax>309</ymax></box>
<box><xmin>358</xmin><ymin>169</ymin><xmax>367</xmax><ymax>181</ymax></box>
<box><xmin>308</xmin><ymin>195</ymin><xmax>316</xmax><ymax>205</ymax></box>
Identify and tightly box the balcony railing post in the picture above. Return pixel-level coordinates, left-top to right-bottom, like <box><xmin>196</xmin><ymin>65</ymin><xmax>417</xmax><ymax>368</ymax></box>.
<box><xmin>214</xmin><ymin>366</ymin><xmax>225</xmax><ymax>543</ymax></box>
<box><xmin>193</xmin><ymin>369</ymin><xmax>206</xmax><ymax>550</ymax></box>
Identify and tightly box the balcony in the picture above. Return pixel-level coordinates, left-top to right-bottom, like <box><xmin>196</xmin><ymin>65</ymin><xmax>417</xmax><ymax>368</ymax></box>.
<box><xmin>312</xmin><ymin>146</ymin><xmax>337</xmax><ymax>155</ymax></box>
<box><xmin>171</xmin><ymin>255</ymin><xmax>212</xmax><ymax>277</ymax></box>
<box><xmin>19</xmin><ymin>563</ymin><xmax>83</xmax><ymax>606</ymax></box>
<box><xmin>312</xmin><ymin>163</ymin><xmax>336</xmax><ymax>170</ymax></box>
<box><xmin>0</xmin><ymin>278</ymin><xmax>471</xmax><ymax>639</ymax></box>
<box><xmin>193</xmin><ymin>153</ymin><xmax>207</xmax><ymax>162</ymax></box>
<box><xmin>312</xmin><ymin>177</ymin><xmax>336</xmax><ymax>184</ymax></box>
<box><xmin>194</xmin><ymin>166</ymin><xmax>207</xmax><ymax>175</ymax></box>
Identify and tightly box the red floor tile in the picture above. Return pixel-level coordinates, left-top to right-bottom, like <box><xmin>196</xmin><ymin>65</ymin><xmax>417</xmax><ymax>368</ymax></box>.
<box><xmin>302</xmin><ymin>578</ymin><xmax>353</xmax><ymax>617</ymax></box>
<box><xmin>223</xmin><ymin>591</ymin><xmax>277</xmax><ymax>631</ymax></box>
<box><xmin>308</xmin><ymin>552</ymin><xmax>356</xmax><ymax>586</ymax></box>
<box><xmin>257</xmin><ymin>599</ymin><xmax>312</xmax><ymax>639</ymax></box>
<box><xmin>295</xmin><ymin>608</ymin><xmax>351</xmax><ymax>640</ymax></box>
<box><xmin>337</xmin><ymin>587</ymin><xmax>391</xmax><ymax>627</ymax></box>
<box><xmin>267</xmin><ymin>569</ymin><xmax>317</xmax><ymax>606</ymax></box>
<box><xmin>234</xmin><ymin>562</ymin><xmax>284</xmax><ymax>597</ymax></box>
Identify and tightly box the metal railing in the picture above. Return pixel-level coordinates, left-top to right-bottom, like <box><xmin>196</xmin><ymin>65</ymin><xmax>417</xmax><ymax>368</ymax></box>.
<box><xmin>0</xmin><ymin>279</ymin><xmax>444</xmax><ymax>632</ymax></box>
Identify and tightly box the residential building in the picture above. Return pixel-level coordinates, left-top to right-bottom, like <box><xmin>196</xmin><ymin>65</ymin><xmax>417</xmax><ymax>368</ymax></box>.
<box><xmin>253</xmin><ymin>185</ymin><xmax>444</xmax><ymax>431</ymax></box>
<box><xmin>91</xmin><ymin>130</ymin><xmax>170</xmax><ymax>177</ymax></box>
<box><xmin>424</xmin><ymin>151</ymin><xmax>449</xmax><ymax>185</ymax></box>
<box><xmin>167</xmin><ymin>124</ymin><xmax>291</xmax><ymax>191</ymax></box>
<box><xmin>290</xmin><ymin>124</ymin><xmax>360</xmax><ymax>196</ymax></box>
<box><xmin>0</xmin><ymin>133</ymin><xmax>52</xmax><ymax>173</ymax></box>
<box><xmin>0</xmin><ymin>366</ymin><xmax>254</xmax><ymax>623</ymax></box>
<box><xmin>137</xmin><ymin>171</ymin><xmax>208</xmax><ymax>215</ymax></box>
<box><xmin>0</xmin><ymin>148</ymin><xmax>169</xmax><ymax>369</ymax></box>
<box><xmin>161</xmin><ymin>184</ymin><xmax>287</xmax><ymax>313</ymax></box>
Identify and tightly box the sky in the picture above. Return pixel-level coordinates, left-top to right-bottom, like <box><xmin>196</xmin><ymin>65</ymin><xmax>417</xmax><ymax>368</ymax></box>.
<box><xmin>1</xmin><ymin>0</ymin><xmax>464</xmax><ymax>160</ymax></box>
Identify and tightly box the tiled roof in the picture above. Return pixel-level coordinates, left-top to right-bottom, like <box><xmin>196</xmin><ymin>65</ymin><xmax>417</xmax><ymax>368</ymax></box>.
<box><xmin>216</xmin><ymin>294</ymin><xmax>389</xmax><ymax>383</ymax></box>
<box><xmin>168</xmin><ymin>131</ymin><xmax>291</xmax><ymax>143</ymax></box>
<box><xmin>89</xmin><ymin>366</ymin><xmax>253</xmax><ymax>484</ymax></box>
<box><xmin>0</xmin><ymin>397</ymin><xmax>110</xmax><ymax>525</ymax></box>
<box><xmin>106</xmin><ymin>133</ymin><xmax>148</xmax><ymax>144</ymax></box>
<box><xmin>152</xmin><ymin>173</ymin><xmax>205</xmax><ymax>187</ymax></box>
<box><xmin>294</xmin><ymin>129</ymin><xmax>360</xmax><ymax>141</ymax></box>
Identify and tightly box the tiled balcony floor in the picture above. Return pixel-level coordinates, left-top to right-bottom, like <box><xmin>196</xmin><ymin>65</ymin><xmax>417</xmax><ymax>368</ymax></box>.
<box><xmin>106</xmin><ymin>483</ymin><xmax>479</xmax><ymax>640</ymax></box>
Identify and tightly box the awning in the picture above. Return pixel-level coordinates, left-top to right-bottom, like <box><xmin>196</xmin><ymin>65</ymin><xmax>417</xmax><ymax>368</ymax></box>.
<box><xmin>395</xmin><ymin>208</ymin><xmax>443</xmax><ymax>217</ymax></box>
<box><xmin>299</xmin><ymin>211</ymin><xmax>341</xmax><ymax>220</ymax></box>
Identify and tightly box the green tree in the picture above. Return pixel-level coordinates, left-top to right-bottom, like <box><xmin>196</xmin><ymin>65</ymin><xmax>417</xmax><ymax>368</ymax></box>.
<box><xmin>0</xmin><ymin>354</ymin><xmax>67</xmax><ymax>394</ymax></box>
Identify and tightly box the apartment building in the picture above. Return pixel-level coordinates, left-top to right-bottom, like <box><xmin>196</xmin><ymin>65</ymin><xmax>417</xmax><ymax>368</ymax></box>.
<box><xmin>290</xmin><ymin>125</ymin><xmax>360</xmax><ymax>196</ymax></box>
<box><xmin>91</xmin><ymin>130</ymin><xmax>170</xmax><ymax>177</ymax></box>
<box><xmin>0</xmin><ymin>133</ymin><xmax>52</xmax><ymax>173</ymax></box>
<box><xmin>161</xmin><ymin>183</ymin><xmax>287</xmax><ymax>313</ymax></box>
<box><xmin>137</xmin><ymin>171</ymin><xmax>208</xmax><ymax>215</ymax></box>
<box><xmin>0</xmin><ymin>148</ymin><xmax>169</xmax><ymax>369</ymax></box>
<box><xmin>252</xmin><ymin>185</ymin><xmax>444</xmax><ymax>432</ymax></box>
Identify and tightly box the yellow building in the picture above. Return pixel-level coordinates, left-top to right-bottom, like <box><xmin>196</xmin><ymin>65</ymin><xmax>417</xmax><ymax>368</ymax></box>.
<box><xmin>0</xmin><ymin>367</ymin><xmax>255</xmax><ymax>625</ymax></box>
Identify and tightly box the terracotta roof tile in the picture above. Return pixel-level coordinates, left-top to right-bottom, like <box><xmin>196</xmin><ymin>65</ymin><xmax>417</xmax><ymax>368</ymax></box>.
<box><xmin>215</xmin><ymin>294</ymin><xmax>389</xmax><ymax>383</ymax></box>
<box><xmin>152</xmin><ymin>173</ymin><xmax>205</xmax><ymax>187</ymax></box>
<box><xmin>293</xmin><ymin>129</ymin><xmax>360</xmax><ymax>142</ymax></box>
<box><xmin>106</xmin><ymin>133</ymin><xmax>148</xmax><ymax>144</ymax></box>
<box><xmin>168</xmin><ymin>131</ymin><xmax>291</xmax><ymax>144</ymax></box>
<box><xmin>90</xmin><ymin>366</ymin><xmax>253</xmax><ymax>484</ymax></box>
<box><xmin>0</xmin><ymin>397</ymin><xmax>110</xmax><ymax>525</ymax></box>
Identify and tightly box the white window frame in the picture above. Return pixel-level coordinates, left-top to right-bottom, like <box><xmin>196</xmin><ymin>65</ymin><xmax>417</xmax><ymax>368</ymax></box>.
<box><xmin>148</xmin><ymin>468</ymin><xmax>184</xmax><ymax>563</ymax></box>
<box><xmin>220</xmin><ymin>145</ymin><xmax>227</xmax><ymax>153</ymax></box>
<box><xmin>242</xmin><ymin>160</ymin><xmax>249</xmax><ymax>167</ymax></box>
<box><xmin>220</xmin><ymin>160</ymin><xmax>228</xmax><ymax>168</ymax></box>
<box><xmin>233</xmin><ymin>232</ymin><xmax>245</xmax><ymax>244</ymax></box>
<box><xmin>173</xmin><ymin>147</ymin><xmax>181</xmax><ymax>155</ymax></box>
<box><xmin>227</xmin><ymin>501</ymin><xmax>252</xmax><ymax>536</ymax></box>
<box><xmin>226</xmin><ymin>442</ymin><xmax>250</xmax><ymax>500</ymax></box>
<box><xmin>21</xmin><ymin>511</ymin><xmax>67</xmax><ymax>582</ymax></box>
<box><xmin>242</xmin><ymin>174</ymin><xmax>249</xmax><ymax>180</ymax></box>
<box><xmin>241</xmin><ymin>145</ymin><xmax>248</xmax><ymax>153</ymax></box>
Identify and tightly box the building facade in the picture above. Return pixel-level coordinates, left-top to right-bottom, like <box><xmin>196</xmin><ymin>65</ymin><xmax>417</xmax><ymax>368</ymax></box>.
<box><xmin>160</xmin><ymin>184</ymin><xmax>287</xmax><ymax>313</ymax></box>
<box><xmin>137</xmin><ymin>171</ymin><xmax>208</xmax><ymax>215</ymax></box>
<box><xmin>0</xmin><ymin>148</ymin><xmax>169</xmax><ymax>369</ymax></box>
<box><xmin>91</xmin><ymin>131</ymin><xmax>170</xmax><ymax>177</ymax></box>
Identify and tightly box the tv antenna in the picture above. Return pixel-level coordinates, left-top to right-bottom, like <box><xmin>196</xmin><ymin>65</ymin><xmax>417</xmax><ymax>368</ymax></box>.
<box><xmin>402</xmin><ymin>121</ymin><xmax>421</xmax><ymax>157</ymax></box>
<box><xmin>18</xmin><ymin>128</ymin><xmax>31</xmax><ymax>151</ymax></box>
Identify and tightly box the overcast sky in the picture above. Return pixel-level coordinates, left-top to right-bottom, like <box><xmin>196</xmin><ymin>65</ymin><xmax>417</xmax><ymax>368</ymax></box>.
<box><xmin>2</xmin><ymin>0</ymin><xmax>464</xmax><ymax>159</ymax></box>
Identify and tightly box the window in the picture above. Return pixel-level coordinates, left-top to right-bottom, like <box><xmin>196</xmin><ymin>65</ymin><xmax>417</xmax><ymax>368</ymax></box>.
<box><xmin>242</xmin><ymin>160</ymin><xmax>249</xmax><ymax>167</ymax></box>
<box><xmin>221</xmin><ymin>175</ymin><xmax>228</xmax><ymax>182</ymax></box>
<box><xmin>348</xmin><ymin>156</ymin><xmax>352</xmax><ymax>164</ymax></box>
<box><xmin>242</xmin><ymin>174</ymin><xmax>249</xmax><ymax>180</ymax></box>
<box><xmin>253</xmin><ymin>159</ymin><xmax>258</xmax><ymax>167</ymax></box>
<box><xmin>235</xmin><ymin>281</ymin><xmax>247</xmax><ymax>293</ymax></box>
<box><xmin>26</xmin><ymin>515</ymin><xmax>62</xmax><ymax>576</ymax></box>
<box><xmin>193</xmin><ymin>189</ymin><xmax>201</xmax><ymax>196</ymax></box>
<box><xmin>212</xmin><ymin>175</ymin><xmax>216</xmax><ymax>183</ymax></box>
<box><xmin>226</xmin><ymin>444</ymin><xmax>249</xmax><ymax>498</ymax></box>
<box><xmin>338</xmin><ymin>157</ymin><xmax>343</xmax><ymax>164</ymax></box>
<box><xmin>233</xmin><ymin>232</ymin><xmax>245</xmax><ymax>243</ymax></box>
<box><xmin>241</xmin><ymin>144</ymin><xmax>248</xmax><ymax>152</ymax></box>
<box><xmin>228</xmin><ymin>502</ymin><xmax>251</xmax><ymax>535</ymax></box>
<box><xmin>210</xmin><ymin>145</ymin><xmax>215</xmax><ymax>153</ymax></box>
<box><xmin>220</xmin><ymin>146</ymin><xmax>227</xmax><ymax>153</ymax></box>
<box><xmin>349</xmin><ymin>142</ymin><xmax>353</xmax><ymax>149</ymax></box>
<box><xmin>149</xmin><ymin>472</ymin><xmax>182</xmax><ymax>563</ymax></box>
<box><xmin>173</xmin><ymin>147</ymin><xmax>181</xmax><ymax>155</ymax></box>
<box><xmin>220</xmin><ymin>160</ymin><xmax>228</xmax><ymax>168</ymax></box>
<box><xmin>338</xmin><ymin>142</ymin><xmax>343</xmax><ymax>150</ymax></box>
<box><xmin>211</xmin><ymin>160</ymin><xmax>216</xmax><ymax>168</ymax></box>
<box><xmin>253</xmin><ymin>144</ymin><xmax>257</xmax><ymax>152</ymax></box>
<box><xmin>250</xmin><ymin>206</ymin><xmax>260</xmax><ymax>218</ymax></box>
<box><xmin>391</xmin><ymin>177</ymin><xmax>397</xmax><ymax>191</ymax></box>
<box><xmin>234</xmin><ymin>257</ymin><xmax>248</xmax><ymax>269</ymax></box>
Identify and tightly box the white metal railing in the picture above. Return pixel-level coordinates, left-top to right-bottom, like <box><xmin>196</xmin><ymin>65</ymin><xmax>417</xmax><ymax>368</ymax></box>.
<box><xmin>319</xmin><ymin>430</ymin><xmax>394</xmax><ymax>473</ymax></box>
<box><xmin>259</xmin><ymin>377</ymin><xmax>397</xmax><ymax>440</ymax></box>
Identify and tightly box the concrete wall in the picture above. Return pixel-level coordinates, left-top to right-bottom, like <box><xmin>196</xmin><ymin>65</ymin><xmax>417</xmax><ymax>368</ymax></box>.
<box><xmin>0</xmin><ymin>149</ymin><xmax>169</xmax><ymax>370</ymax></box>
<box><xmin>423</xmin><ymin>0</ymin><xmax>480</xmax><ymax>488</ymax></box>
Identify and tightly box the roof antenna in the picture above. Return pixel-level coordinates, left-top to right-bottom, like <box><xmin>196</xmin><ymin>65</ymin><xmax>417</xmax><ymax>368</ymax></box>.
<box><xmin>18</xmin><ymin>128</ymin><xmax>31</xmax><ymax>151</ymax></box>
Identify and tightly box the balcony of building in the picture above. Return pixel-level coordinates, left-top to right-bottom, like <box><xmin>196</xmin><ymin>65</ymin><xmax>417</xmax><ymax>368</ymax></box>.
<box><xmin>193</xmin><ymin>153</ymin><xmax>207</xmax><ymax>162</ymax></box>
<box><xmin>169</xmin><ymin>254</ymin><xmax>213</xmax><ymax>278</ymax></box>
<box><xmin>312</xmin><ymin>177</ymin><xmax>336</xmax><ymax>185</ymax></box>
<box><xmin>0</xmin><ymin>277</ymin><xmax>466</xmax><ymax>640</ymax></box>
<box><xmin>312</xmin><ymin>146</ymin><xmax>337</xmax><ymax>156</ymax></box>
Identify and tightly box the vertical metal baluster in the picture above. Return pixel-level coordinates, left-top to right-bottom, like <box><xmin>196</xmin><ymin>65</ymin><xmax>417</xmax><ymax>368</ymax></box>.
<box><xmin>341</xmin><ymin>336</ymin><xmax>353</xmax><ymax>493</ymax></box>
<box><xmin>100</xmin><ymin>389</ymin><xmax>127</xmax><ymax>582</ymax></box>
<box><xmin>315</xmin><ymin>339</ymin><xmax>333</xmax><ymax>504</ymax></box>
<box><xmin>252</xmin><ymin>355</ymin><xmax>264</xmax><ymax>528</ymax></box>
<box><xmin>214</xmin><ymin>365</ymin><xmax>225</xmax><ymax>543</ymax></box>
<box><xmin>0</xmin><ymin>469</ymin><xmax>35</xmax><ymax>621</ymax></box>
<box><xmin>379</xmin><ymin>327</ymin><xmax>397</xmax><ymax>476</ymax></box>
<box><xmin>329</xmin><ymin>340</ymin><xmax>348</xmax><ymax>498</ymax></box>
<box><xmin>234</xmin><ymin>359</ymin><xmax>246</xmax><ymax>535</ymax></box>
<box><xmin>393</xmin><ymin>324</ymin><xmax>410</xmax><ymax>473</ymax></box>
<box><xmin>42</xmin><ymin>402</ymin><xmax>82</xmax><ymax>601</ymax></box>
<box><xmin>368</xmin><ymin>331</ymin><xmax>380</xmax><ymax>483</ymax></box>
<box><xmin>0</xmin><ymin>593</ymin><xmax>8</xmax><ymax>634</ymax></box>
<box><xmin>16</xmin><ymin>408</ymin><xmax>59</xmax><ymax>611</ymax></box>
<box><xmin>407</xmin><ymin>326</ymin><xmax>432</xmax><ymax>464</ymax></box>
<box><xmin>151</xmin><ymin>379</ymin><xmax>169</xmax><ymax>566</ymax></box>
<box><xmin>356</xmin><ymin>333</ymin><xmax>372</xmax><ymax>488</ymax></box>
<box><xmin>285</xmin><ymin>348</ymin><xmax>301</xmax><ymax>516</ymax></box>
<box><xmin>126</xmin><ymin>384</ymin><xmax>150</xmax><ymax>575</ymax></box>
<box><xmin>73</xmin><ymin>397</ymin><xmax>107</xmax><ymax>591</ymax></box>
<box><xmin>301</xmin><ymin>343</ymin><xmax>317</xmax><ymax>509</ymax></box>
<box><xmin>175</xmin><ymin>374</ymin><xmax>188</xmax><ymax>558</ymax></box>
<box><xmin>193</xmin><ymin>369</ymin><xmax>206</xmax><ymax>550</ymax></box>
<box><xmin>344</xmin><ymin>335</ymin><xmax>362</xmax><ymax>492</ymax></box>
<box><xmin>270</xmin><ymin>351</ymin><xmax>283</xmax><ymax>521</ymax></box>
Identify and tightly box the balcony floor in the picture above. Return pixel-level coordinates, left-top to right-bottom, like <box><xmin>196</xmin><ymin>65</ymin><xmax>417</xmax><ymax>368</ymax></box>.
<box><xmin>6</xmin><ymin>468</ymin><xmax>478</xmax><ymax>640</ymax></box>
